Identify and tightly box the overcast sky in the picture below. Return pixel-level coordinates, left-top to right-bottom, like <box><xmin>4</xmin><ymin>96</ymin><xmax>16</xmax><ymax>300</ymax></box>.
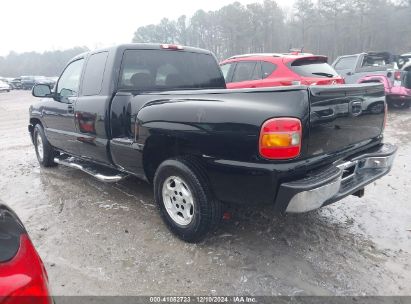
<box><xmin>0</xmin><ymin>0</ymin><xmax>293</xmax><ymax>56</ymax></box>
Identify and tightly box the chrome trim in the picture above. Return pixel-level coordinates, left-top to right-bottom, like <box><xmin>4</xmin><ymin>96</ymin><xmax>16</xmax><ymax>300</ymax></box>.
<box><xmin>285</xmin><ymin>178</ymin><xmax>341</xmax><ymax>213</ymax></box>
<box><xmin>54</xmin><ymin>157</ymin><xmax>126</xmax><ymax>183</ymax></box>
<box><xmin>357</xmin><ymin>156</ymin><xmax>395</xmax><ymax>170</ymax></box>
<box><xmin>162</xmin><ymin>176</ymin><xmax>195</xmax><ymax>226</ymax></box>
<box><xmin>286</xmin><ymin>150</ymin><xmax>396</xmax><ymax>213</ymax></box>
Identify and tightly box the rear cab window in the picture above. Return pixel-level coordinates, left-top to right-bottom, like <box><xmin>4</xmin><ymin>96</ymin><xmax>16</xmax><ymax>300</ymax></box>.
<box><xmin>290</xmin><ymin>57</ymin><xmax>339</xmax><ymax>78</ymax></box>
<box><xmin>361</xmin><ymin>53</ymin><xmax>393</xmax><ymax>68</ymax></box>
<box><xmin>118</xmin><ymin>49</ymin><xmax>225</xmax><ymax>91</ymax></box>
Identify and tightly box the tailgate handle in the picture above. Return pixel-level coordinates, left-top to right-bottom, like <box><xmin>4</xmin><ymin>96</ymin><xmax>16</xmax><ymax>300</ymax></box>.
<box><xmin>350</xmin><ymin>101</ymin><xmax>362</xmax><ymax>116</ymax></box>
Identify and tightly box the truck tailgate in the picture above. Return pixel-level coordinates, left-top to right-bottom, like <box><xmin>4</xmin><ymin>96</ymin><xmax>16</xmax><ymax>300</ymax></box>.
<box><xmin>307</xmin><ymin>83</ymin><xmax>385</xmax><ymax>156</ymax></box>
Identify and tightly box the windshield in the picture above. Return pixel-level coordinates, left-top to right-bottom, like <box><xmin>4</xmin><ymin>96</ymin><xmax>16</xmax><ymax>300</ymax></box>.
<box><xmin>119</xmin><ymin>49</ymin><xmax>226</xmax><ymax>91</ymax></box>
<box><xmin>290</xmin><ymin>57</ymin><xmax>339</xmax><ymax>78</ymax></box>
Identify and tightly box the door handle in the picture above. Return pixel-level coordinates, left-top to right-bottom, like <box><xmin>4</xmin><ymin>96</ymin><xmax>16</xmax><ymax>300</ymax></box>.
<box><xmin>67</xmin><ymin>104</ymin><xmax>74</xmax><ymax>113</ymax></box>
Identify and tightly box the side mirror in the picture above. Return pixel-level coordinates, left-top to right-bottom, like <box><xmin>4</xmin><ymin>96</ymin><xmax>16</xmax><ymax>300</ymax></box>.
<box><xmin>32</xmin><ymin>84</ymin><xmax>52</xmax><ymax>98</ymax></box>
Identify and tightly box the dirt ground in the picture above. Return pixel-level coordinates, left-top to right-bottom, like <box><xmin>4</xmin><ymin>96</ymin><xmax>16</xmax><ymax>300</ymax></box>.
<box><xmin>0</xmin><ymin>90</ymin><xmax>410</xmax><ymax>296</ymax></box>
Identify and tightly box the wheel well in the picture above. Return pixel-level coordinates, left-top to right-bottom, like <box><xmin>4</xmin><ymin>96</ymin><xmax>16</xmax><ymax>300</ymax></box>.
<box><xmin>143</xmin><ymin>135</ymin><xmax>199</xmax><ymax>184</ymax></box>
<box><xmin>30</xmin><ymin>118</ymin><xmax>42</xmax><ymax>126</ymax></box>
<box><xmin>29</xmin><ymin>118</ymin><xmax>42</xmax><ymax>141</ymax></box>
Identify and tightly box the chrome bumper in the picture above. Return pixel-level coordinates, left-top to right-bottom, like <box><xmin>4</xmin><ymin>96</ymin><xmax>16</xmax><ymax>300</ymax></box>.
<box><xmin>281</xmin><ymin>143</ymin><xmax>397</xmax><ymax>213</ymax></box>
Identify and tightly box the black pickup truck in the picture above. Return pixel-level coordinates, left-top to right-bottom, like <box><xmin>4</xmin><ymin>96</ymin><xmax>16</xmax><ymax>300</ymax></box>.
<box><xmin>29</xmin><ymin>43</ymin><xmax>397</xmax><ymax>242</ymax></box>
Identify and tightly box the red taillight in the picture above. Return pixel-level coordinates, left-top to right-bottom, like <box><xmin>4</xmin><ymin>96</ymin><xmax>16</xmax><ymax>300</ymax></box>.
<box><xmin>259</xmin><ymin>118</ymin><xmax>302</xmax><ymax>159</ymax></box>
<box><xmin>160</xmin><ymin>44</ymin><xmax>183</xmax><ymax>50</ymax></box>
<box><xmin>394</xmin><ymin>71</ymin><xmax>401</xmax><ymax>81</ymax></box>
<box><xmin>0</xmin><ymin>235</ymin><xmax>52</xmax><ymax>304</ymax></box>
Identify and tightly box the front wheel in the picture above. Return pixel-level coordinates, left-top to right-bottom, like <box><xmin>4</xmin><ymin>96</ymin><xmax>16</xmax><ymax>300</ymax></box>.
<box><xmin>154</xmin><ymin>158</ymin><xmax>222</xmax><ymax>242</ymax></box>
<box><xmin>389</xmin><ymin>99</ymin><xmax>411</xmax><ymax>109</ymax></box>
<box><xmin>33</xmin><ymin>124</ymin><xmax>57</xmax><ymax>167</ymax></box>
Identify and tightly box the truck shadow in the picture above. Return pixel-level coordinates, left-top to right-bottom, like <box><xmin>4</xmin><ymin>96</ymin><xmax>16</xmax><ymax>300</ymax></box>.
<box><xmin>116</xmin><ymin>175</ymin><xmax>382</xmax><ymax>258</ymax></box>
<box><xmin>37</xmin><ymin>168</ymin><xmax>401</xmax><ymax>295</ymax></box>
<box><xmin>41</xmin><ymin>166</ymin><xmax>386</xmax><ymax>258</ymax></box>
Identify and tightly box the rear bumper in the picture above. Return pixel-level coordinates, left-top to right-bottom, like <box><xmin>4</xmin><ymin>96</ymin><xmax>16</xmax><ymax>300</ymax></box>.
<box><xmin>278</xmin><ymin>143</ymin><xmax>397</xmax><ymax>213</ymax></box>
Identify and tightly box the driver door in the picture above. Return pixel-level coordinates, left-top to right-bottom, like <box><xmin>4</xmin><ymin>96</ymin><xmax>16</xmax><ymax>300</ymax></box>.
<box><xmin>42</xmin><ymin>58</ymin><xmax>84</xmax><ymax>155</ymax></box>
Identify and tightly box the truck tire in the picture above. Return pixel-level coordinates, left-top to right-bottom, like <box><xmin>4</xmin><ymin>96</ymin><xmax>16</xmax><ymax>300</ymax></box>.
<box><xmin>389</xmin><ymin>99</ymin><xmax>410</xmax><ymax>109</ymax></box>
<box><xmin>154</xmin><ymin>158</ymin><xmax>222</xmax><ymax>242</ymax></box>
<box><xmin>33</xmin><ymin>124</ymin><xmax>57</xmax><ymax>167</ymax></box>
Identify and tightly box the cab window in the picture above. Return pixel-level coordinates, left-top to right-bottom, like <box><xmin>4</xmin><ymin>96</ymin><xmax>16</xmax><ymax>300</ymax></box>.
<box><xmin>118</xmin><ymin>50</ymin><xmax>225</xmax><ymax>91</ymax></box>
<box><xmin>57</xmin><ymin>59</ymin><xmax>84</xmax><ymax>101</ymax></box>
<box><xmin>82</xmin><ymin>52</ymin><xmax>108</xmax><ymax>96</ymax></box>
<box><xmin>261</xmin><ymin>61</ymin><xmax>276</xmax><ymax>78</ymax></box>
<box><xmin>334</xmin><ymin>56</ymin><xmax>357</xmax><ymax>70</ymax></box>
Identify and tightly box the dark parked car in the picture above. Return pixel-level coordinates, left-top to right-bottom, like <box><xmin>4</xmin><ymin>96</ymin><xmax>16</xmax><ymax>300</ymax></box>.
<box><xmin>29</xmin><ymin>43</ymin><xmax>396</xmax><ymax>242</ymax></box>
<box><xmin>21</xmin><ymin>76</ymin><xmax>36</xmax><ymax>90</ymax></box>
<box><xmin>10</xmin><ymin>78</ymin><xmax>22</xmax><ymax>90</ymax></box>
<box><xmin>0</xmin><ymin>201</ymin><xmax>52</xmax><ymax>303</ymax></box>
<box><xmin>21</xmin><ymin>76</ymin><xmax>55</xmax><ymax>90</ymax></box>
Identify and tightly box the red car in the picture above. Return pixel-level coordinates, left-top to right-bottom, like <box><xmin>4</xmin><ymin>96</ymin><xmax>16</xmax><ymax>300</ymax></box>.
<box><xmin>220</xmin><ymin>53</ymin><xmax>344</xmax><ymax>89</ymax></box>
<box><xmin>0</xmin><ymin>202</ymin><xmax>52</xmax><ymax>304</ymax></box>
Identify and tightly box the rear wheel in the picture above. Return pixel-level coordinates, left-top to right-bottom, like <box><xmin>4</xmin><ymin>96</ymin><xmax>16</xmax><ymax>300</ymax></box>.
<box><xmin>154</xmin><ymin>158</ymin><xmax>222</xmax><ymax>242</ymax></box>
<box><xmin>33</xmin><ymin>124</ymin><xmax>57</xmax><ymax>167</ymax></box>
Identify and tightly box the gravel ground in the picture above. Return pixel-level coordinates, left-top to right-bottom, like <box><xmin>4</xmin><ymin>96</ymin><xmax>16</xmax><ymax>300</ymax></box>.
<box><xmin>0</xmin><ymin>90</ymin><xmax>410</xmax><ymax>296</ymax></box>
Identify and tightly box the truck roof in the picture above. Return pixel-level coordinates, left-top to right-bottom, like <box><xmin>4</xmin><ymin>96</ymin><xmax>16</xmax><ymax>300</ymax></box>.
<box><xmin>71</xmin><ymin>43</ymin><xmax>213</xmax><ymax>62</ymax></box>
<box><xmin>337</xmin><ymin>52</ymin><xmax>393</xmax><ymax>58</ymax></box>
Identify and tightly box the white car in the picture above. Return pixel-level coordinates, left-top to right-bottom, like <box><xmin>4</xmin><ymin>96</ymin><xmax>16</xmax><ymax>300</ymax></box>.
<box><xmin>401</xmin><ymin>54</ymin><xmax>411</xmax><ymax>71</ymax></box>
<box><xmin>0</xmin><ymin>80</ymin><xmax>11</xmax><ymax>92</ymax></box>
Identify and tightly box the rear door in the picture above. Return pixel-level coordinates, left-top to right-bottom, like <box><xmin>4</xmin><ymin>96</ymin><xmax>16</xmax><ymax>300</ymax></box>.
<box><xmin>227</xmin><ymin>61</ymin><xmax>263</xmax><ymax>89</ymax></box>
<box><xmin>333</xmin><ymin>55</ymin><xmax>358</xmax><ymax>83</ymax></box>
<box><xmin>74</xmin><ymin>51</ymin><xmax>112</xmax><ymax>165</ymax></box>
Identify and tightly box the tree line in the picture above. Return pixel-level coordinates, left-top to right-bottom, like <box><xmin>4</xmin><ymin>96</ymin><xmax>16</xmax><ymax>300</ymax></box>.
<box><xmin>132</xmin><ymin>0</ymin><xmax>411</xmax><ymax>61</ymax></box>
<box><xmin>1</xmin><ymin>0</ymin><xmax>410</xmax><ymax>77</ymax></box>
<box><xmin>0</xmin><ymin>47</ymin><xmax>88</xmax><ymax>78</ymax></box>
